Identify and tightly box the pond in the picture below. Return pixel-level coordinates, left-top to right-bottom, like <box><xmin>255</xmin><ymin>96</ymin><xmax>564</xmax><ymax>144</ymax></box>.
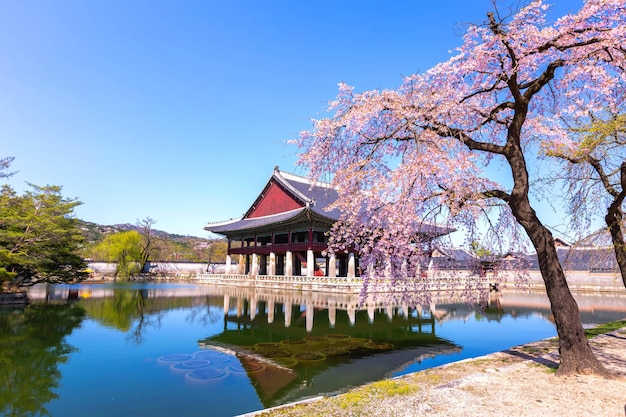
<box><xmin>2</xmin><ymin>282</ymin><xmax>625</xmax><ymax>417</ymax></box>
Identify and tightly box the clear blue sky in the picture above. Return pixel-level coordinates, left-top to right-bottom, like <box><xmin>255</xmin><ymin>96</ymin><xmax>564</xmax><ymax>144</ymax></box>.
<box><xmin>0</xmin><ymin>0</ymin><xmax>583</xmax><ymax>238</ymax></box>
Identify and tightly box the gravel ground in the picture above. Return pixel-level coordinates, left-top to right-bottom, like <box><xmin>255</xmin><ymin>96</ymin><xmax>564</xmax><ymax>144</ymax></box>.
<box><xmin>246</xmin><ymin>326</ymin><xmax>626</xmax><ymax>417</ymax></box>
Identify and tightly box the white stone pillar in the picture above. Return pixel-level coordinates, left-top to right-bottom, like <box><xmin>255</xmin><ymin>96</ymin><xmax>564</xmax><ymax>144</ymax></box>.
<box><xmin>307</xmin><ymin>249</ymin><xmax>315</xmax><ymax>277</ymax></box>
<box><xmin>328</xmin><ymin>254</ymin><xmax>337</xmax><ymax>277</ymax></box>
<box><xmin>238</xmin><ymin>255</ymin><xmax>245</xmax><ymax>274</ymax></box>
<box><xmin>285</xmin><ymin>251</ymin><xmax>293</xmax><ymax>276</ymax></box>
<box><xmin>269</xmin><ymin>252</ymin><xmax>276</xmax><ymax>276</ymax></box>
<box><xmin>251</xmin><ymin>253</ymin><xmax>258</xmax><ymax>277</ymax></box>
<box><xmin>347</xmin><ymin>252</ymin><xmax>356</xmax><ymax>278</ymax></box>
<box><xmin>225</xmin><ymin>254</ymin><xmax>232</xmax><ymax>275</ymax></box>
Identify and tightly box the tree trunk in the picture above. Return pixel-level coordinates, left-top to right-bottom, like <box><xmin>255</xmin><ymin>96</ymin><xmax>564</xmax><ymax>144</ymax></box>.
<box><xmin>509</xmin><ymin>195</ymin><xmax>610</xmax><ymax>376</ymax></box>
<box><xmin>605</xmin><ymin>207</ymin><xmax>626</xmax><ymax>288</ymax></box>
<box><xmin>605</xmin><ymin>163</ymin><xmax>626</xmax><ymax>289</ymax></box>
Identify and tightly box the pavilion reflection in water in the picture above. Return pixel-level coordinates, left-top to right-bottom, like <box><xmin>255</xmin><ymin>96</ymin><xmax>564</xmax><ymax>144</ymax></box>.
<box><xmin>197</xmin><ymin>286</ymin><xmax>462</xmax><ymax>406</ymax></box>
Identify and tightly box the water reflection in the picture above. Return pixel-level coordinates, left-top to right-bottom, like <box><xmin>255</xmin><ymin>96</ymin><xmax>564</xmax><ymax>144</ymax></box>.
<box><xmin>0</xmin><ymin>304</ymin><xmax>85</xmax><ymax>417</ymax></box>
<box><xmin>16</xmin><ymin>283</ymin><xmax>626</xmax><ymax>417</ymax></box>
<box><xmin>200</xmin><ymin>299</ymin><xmax>460</xmax><ymax>406</ymax></box>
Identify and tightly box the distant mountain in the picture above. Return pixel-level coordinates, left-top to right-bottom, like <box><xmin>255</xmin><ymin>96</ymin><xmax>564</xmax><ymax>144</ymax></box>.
<box><xmin>77</xmin><ymin>220</ymin><xmax>210</xmax><ymax>245</ymax></box>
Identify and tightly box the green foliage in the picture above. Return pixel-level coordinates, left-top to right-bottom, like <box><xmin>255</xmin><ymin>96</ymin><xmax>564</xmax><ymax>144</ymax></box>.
<box><xmin>0</xmin><ymin>304</ymin><xmax>85</xmax><ymax>417</ymax></box>
<box><xmin>0</xmin><ymin>183</ymin><xmax>87</xmax><ymax>290</ymax></box>
<box><xmin>470</xmin><ymin>241</ymin><xmax>492</xmax><ymax>257</ymax></box>
<box><xmin>89</xmin><ymin>231</ymin><xmax>143</xmax><ymax>279</ymax></box>
<box><xmin>81</xmin><ymin>290</ymin><xmax>145</xmax><ymax>332</ymax></box>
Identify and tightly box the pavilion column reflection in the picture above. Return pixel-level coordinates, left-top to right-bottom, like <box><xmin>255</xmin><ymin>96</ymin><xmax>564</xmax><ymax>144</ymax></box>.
<box><xmin>385</xmin><ymin>305</ymin><xmax>393</xmax><ymax>322</ymax></box>
<box><xmin>284</xmin><ymin>300</ymin><xmax>292</xmax><ymax>327</ymax></box>
<box><xmin>367</xmin><ymin>306</ymin><xmax>375</xmax><ymax>323</ymax></box>
<box><xmin>236</xmin><ymin>297</ymin><xmax>243</xmax><ymax>318</ymax></box>
<box><xmin>328</xmin><ymin>305</ymin><xmax>336</xmax><ymax>328</ymax></box>
<box><xmin>268</xmin><ymin>298</ymin><xmax>275</xmax><ymax>324</ymax></box>
<box><xmin>347</xmin><ymin>304</ymin><xmax>356</xmax><ymax>326</ymax></box>
<box><xmin>306</xmin><ymin>304</ymin><xmax>314</xmax><ymax>332</ymax></box>
<box><xmin>223</xmin><ymin>295</ymin><xmax>230</xmax><ymax>316</ymax></box>
<box><xmin>249</xmin><ymin>296</ymin><xmax>257</xmax><ymax>321</ymax></box>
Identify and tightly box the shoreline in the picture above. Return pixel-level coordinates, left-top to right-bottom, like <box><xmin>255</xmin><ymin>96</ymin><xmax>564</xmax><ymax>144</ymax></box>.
<box><xmin>242</xmin><ymin>325</ymin><xmax>626</xmax><ymax>417</ymax></box>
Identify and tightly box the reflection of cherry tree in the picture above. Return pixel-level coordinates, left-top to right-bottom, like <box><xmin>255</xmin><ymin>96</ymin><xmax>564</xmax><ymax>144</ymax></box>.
<box><xmin>297</xmin><ymin>0</ymin><xmax>625</xmax><ymax>375</ymax></box>
<box><xmin>0</xmin><ymin>304</ymin><xmax>85</xmax><ymax>417</ymax></box>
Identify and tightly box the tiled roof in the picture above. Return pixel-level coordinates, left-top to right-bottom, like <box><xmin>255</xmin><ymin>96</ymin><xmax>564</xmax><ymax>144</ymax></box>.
<box><xmin>205</xmin><ymin>167</ymin><xmax>453</xmax><ymax>238</ymax></box>
<box><xmin>206</xmin><ymin>207</ymin><xmax>336</xmax><ymax>235</ymax></box>
<box><xmin>273</xmin><ymin>169</ymin><xmax>341</xmax><ymax>219</ymax></box>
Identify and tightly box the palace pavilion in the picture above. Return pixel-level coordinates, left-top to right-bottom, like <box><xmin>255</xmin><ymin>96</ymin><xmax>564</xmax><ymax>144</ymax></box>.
<box><xmin>205</xmin><ymin>167</ymin><xmax>452</xmax><ymax>279</ymax></box>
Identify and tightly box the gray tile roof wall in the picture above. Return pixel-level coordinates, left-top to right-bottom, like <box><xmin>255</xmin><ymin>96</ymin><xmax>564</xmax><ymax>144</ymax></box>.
<box><xmin>277</xmin><ymin>172</ymin><xmax>342</xmax><ymax>219</ymax></box>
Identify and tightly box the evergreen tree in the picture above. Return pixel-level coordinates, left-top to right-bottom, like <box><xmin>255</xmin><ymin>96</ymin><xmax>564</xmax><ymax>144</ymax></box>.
<box><xmin>0</xmin><ymin>183</ymin><xmax>87</xmax><ymax>290</ymax></box>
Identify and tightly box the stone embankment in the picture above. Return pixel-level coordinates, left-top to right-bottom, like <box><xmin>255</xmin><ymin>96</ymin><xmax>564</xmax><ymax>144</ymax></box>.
<box><xmin>0</xmin><ymin>292</ymin><xmax>28</xmax><ymax>305</ymax></box>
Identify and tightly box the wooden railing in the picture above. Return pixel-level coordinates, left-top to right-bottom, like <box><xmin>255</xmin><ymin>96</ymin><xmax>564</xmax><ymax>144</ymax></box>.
<box><xmin>228</xmin><ymin>242</ymin><xmax>329</xmax><ymax>255</ymax></box>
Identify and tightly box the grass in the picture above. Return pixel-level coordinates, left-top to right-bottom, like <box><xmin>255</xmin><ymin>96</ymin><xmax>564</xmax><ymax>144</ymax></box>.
<box><xmin>334</xmin><ymin>379</ymin><xmax>419</xmax><ymax>410</ymax></box>
<box><xmin>584</xmin><ymin>319</ymin><xmax>626</xmax><ymax>339</ymax></box>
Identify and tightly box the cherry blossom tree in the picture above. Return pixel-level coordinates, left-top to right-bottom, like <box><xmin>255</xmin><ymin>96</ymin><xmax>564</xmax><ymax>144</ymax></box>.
<box><xmin>297</xmin><ymin>0</ymin><xmax>625</xmax><ymax>376</ymax></box>
<box><xmin>544</xmin><ymin>113</ymin><xmax>626</xmax><ymax>287</ymax></box>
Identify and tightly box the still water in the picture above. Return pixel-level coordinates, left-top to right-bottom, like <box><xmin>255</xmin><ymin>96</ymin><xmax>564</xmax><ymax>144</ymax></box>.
<box><xmin>2</xmin><ymin>282</ymin><xmax>625</xmax><ymax>417</ymax></box>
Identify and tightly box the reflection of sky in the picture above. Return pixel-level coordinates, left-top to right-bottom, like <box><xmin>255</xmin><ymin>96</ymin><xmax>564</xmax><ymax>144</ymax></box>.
<box><xmin>34</xmin><ymin>284</ymin><xmax>626</xmax><ymax>417</ymax></box>
<box><xmin>394</xmin><ymin>314</ymin><xmax>557</xmax><ymax>377</ymax></box>
<box><xmin>47</xmin><ymin>307</ymin><xmax>264</xmax><ymax>417</ymax></box>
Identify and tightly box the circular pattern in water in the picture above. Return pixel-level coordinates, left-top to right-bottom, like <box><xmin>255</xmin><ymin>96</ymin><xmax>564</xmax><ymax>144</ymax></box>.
<box><xmin>282</xmin><ymin>339</ymin><xmax>307</xmax><ymax>346</ymax></box>
<box><xmin>263</xmin><ymin>349</ymin><xmax>291</xmax><ymax>358</ymax></box>
<box><xmin>274</xmin><ymin>357</ymin><xmax>298</xmax><ymax>368</ymax></box>
<box><xmin>347</xmin><ymin>338</ymin><xmax>370</xmax><ymax>345</ymax></box>
<box><xmin>193</xmin><ymin>350</ymin><xmax>233</xmax><ymax>364</ymax></box>
<box><xmin>171</xmin><ymin>360</ymin><xmax>211</xmax><ymax>372</ymax></box>
<box><xmin>185</xmin><ymin>368</ymin><xmax>228</xmax><ymax>382</ymax></box>
<box><xmin>253</xmin><ymin>342</ymin><xmax>281</xmax><ymax>350</ymax></box>
<box><xmin>321</xmin><ymin>347</ymin><xmax>348</xmax><ymax>356</ymax></box>
<box><xmin>292</xmin><ymin>352</ymin><xmax>327</xmax><ymax>363</ymax></box>
<box><xmin>325</xmin><ymin>334</ymin><xmax>349</xmax><ymax>340</ymax></box>
<box><xmin>157</xmin><ymin>353</ymin><xmax>194</xmax><ymax>363</ymax></box>
<box><xmin>364</xmin><ymin>341</ymin><xmax>394</xmax><ymax>350</ymax></box>
<box><xmin>232</xmin><ymin>356</ymin><xmax>267</xmax><ymax>374</ymax></box>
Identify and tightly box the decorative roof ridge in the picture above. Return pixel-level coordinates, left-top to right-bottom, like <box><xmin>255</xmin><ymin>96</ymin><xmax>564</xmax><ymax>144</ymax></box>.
<box><xmin>271</xmin><ymin>167</ymin><xmax>311</xmax><ymax>204</ymax></box>
<box><xmin>273</xmin><ymin>166</ymin><xmax>334</xmax><ymax>190</ymax></box>
<box><xmin>205</xmin><ymin>217</ymin><xmax>243</xmax><ymax>227</ymax></box>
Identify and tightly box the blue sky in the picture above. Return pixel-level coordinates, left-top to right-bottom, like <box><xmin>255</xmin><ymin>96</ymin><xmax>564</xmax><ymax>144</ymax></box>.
<box><xmin>0</xmin><ymin>0</ymin><xmax>583</xmax><ymax>238</ymax></box>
